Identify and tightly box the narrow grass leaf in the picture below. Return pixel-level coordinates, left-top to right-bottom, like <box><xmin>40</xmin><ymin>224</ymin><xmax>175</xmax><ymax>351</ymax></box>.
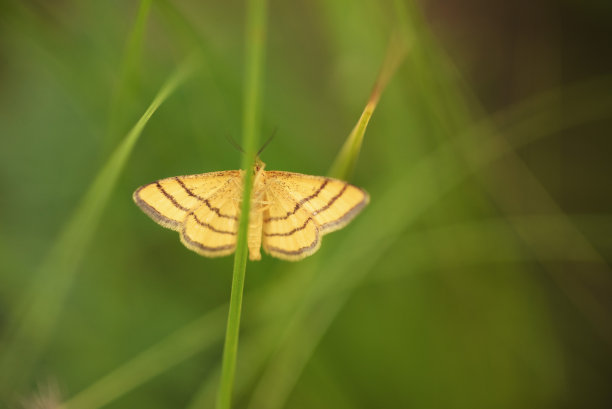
<box><xmin>0</xmin><ymin>59</ymin><xmax>194</xmax><ymax>399</ymax></box>
<box><xmin>328</xmin><ymin>35</ymin><xmax>407</xmax><ymax>180</ymax></box>
<box><xmin>407</xmin><ymin>1</ymin><xmax>612</xmax><ymax>344</ymax></box>
<box><xmin>215</xmin><ymin>0</ymin><xmax>268</xmax><ymax>408</ymax></box>
<box><xmin>106</xmin><ymin>0</ymin><xmax>153</xmax><ymax>144</ymax></box>
<box><xmin>59</xmin><ymin>307</ymin><xmax>225</xmax><ymax>409</ymax></box>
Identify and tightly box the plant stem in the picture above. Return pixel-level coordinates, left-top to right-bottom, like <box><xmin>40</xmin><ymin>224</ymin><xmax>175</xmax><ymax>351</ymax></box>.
<box><xmin>215</xmin><ymin>0</ymin><xmax>267</xmax><ymax>408</ymax></box>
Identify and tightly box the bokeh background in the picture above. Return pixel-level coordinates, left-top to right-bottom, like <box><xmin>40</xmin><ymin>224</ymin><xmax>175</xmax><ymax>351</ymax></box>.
<box><xmin>1</xmin><ymin>0</ymin><xmax>612</xmax><ymax>408</ymax></box>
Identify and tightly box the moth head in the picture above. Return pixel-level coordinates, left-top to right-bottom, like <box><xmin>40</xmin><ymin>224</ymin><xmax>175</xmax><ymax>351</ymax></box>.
<box><xmin>254</xmin><ymin>157</ymin><xmax>266</xmax><ymax>173</ymax></box>
<box><xmin>253</xmin><ymin>129</ymin><xmax>274</xmax><ymax>175</ymax></box>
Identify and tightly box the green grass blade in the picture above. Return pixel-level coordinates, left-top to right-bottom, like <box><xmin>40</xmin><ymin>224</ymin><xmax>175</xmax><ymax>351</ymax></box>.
<box><xmin>328</xmin><ymin>36</ymin><xmax>407</xmax><ymax>180</ymax></box>
<box><xmin>0</xmin><ymin>58</ymin><xmax>194</xmax><ymax>400</ymax></box>
<box><xmin>372</xmin><ymin>214</ymin><xmax>612</xmax><ymax>284</ymax></box>
<box><xmin>106</xmin><ymin>0</ymin><xmax>153</xmax><ymax>144</ymax></box>
<box><xmin>397</xmin><ymin>0</ymin><xmax>612</xmax><ymax>343</ymax></box>
<box><xmin>215</xmin><ymin>0</ymin><xmax>268</xmax><ymax>408</ymax></box>
<box><xmin>59</xmin><ymin>307</ymin><xmax>225</xmax><ymax>409</ymax></box>
<box><xmin>154</xmin><ymin>0</ymin><xmax>243</xmax><ymax>131</ymax></box>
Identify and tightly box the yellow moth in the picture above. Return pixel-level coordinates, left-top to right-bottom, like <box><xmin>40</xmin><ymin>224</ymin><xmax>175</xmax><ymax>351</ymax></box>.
<box><xmin>133</xmin><ymin>159</ymin><xmax>369</xmax><ymax>261</ymax></box>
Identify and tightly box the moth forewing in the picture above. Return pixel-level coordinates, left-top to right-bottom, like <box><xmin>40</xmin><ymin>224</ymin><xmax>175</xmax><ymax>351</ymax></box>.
<box><xmin>260</xmin><ymin>172</ymin><xmax>369</xmax><ymax>260</ymax></box>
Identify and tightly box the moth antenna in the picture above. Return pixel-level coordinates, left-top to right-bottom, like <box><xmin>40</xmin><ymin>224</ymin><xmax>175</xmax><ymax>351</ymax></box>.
<box><xmin>257</xmin><ymin>128</ymin><xmax>277</xmax><ymax>156</ymax></box>
<box><xmin>225</xmin><ymin>133</ymin><xmax>245</xmax><ymax>154</ymax></box>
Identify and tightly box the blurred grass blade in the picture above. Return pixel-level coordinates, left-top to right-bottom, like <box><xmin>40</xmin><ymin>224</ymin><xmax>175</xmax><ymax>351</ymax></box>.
<box><xmin>59</xmin><ymin>307</ymin><xmax>226</xmax><ymax>409</ymax></box>
<box><xmin>106</xmin><ymin>0</ymin><xmax>153</xmax><ymax>144</ymax></box>
<box><xmin>155</xmin><ymin>0</ymin><xmax>242</xmax><ymax>126</ymax></box>
<box><xmin>328</xmin><ymin>35</ymin><xmax>407</xmax><ymax>180</ymax></box>
<box><xmin>215</xmin><ymin>0</ymin><xmax>268</xmax><ymax>408</ymax></box>
<box><xmin>186</xmin><ymin>326</ymin><xmax>280</xmax><ymax>409</ymax></box>
<box><xmin>0</xmin><ymin>58</ymin><xmax>194</xmax><ymax>399</ymax></box>
<box><xmin>398</xmin><ymin>0</ymin><xmax>612</xmax><ymax>344</ymax></box>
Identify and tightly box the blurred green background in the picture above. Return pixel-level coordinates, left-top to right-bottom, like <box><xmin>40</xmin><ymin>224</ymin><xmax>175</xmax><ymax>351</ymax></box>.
<box><xmin>1</xmin><ymin>0</ymin><xmax>612</xmax><ymax>408</ymax></box>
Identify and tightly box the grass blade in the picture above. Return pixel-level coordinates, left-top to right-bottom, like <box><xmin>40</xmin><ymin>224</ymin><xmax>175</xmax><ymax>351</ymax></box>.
<box><xmin>105</xmin><ymin>0</ymin><xmax>153</xmax><ymax>145</ymax></box>
<box><xmin>0</xmin><ymin>58</ymin><xmax>194</xmax><ymax>400</ymax></box>
<box><xmin>215</xmin><ymin>0</ymin><xmax>268</xmax><ymax>408</ymax></box>
<box><xmin>59</xmin><ymin>307</ymin><xmax>225</xmax><ymax>409</ymax></box>
<box><xmin>328</xmin><ymin>35</ymin><xmax>407</xmax><ymax>180</ymax></box>
<box><xmin>396</xmin><ymin>0</ymin><xmax>612</xmax><ymax>345</ymax></box>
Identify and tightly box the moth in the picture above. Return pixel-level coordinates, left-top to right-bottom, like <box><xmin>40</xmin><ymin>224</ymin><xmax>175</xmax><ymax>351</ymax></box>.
<box><xmin>133</xmin><ymin>159</ymin><xmax>369</xmax><ymax>261</ymax></box>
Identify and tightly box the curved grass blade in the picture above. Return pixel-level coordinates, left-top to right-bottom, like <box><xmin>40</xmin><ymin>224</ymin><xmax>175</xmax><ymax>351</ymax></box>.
<box><xmin>328</xmin><ymin>34</ymin><xmax>407</xmax><ymax>180</ymax></box>
<box><xmin>58</xmin><ymin>307</ymin><xmax>225</xmax><ymax>409</ymax></box>
<box><xmin>396</xmin><ymin>0</ymin><xmax>612</xmax><ymax>345</ymax></box>
<box><xmin>155</xmin><ymin>0</ymin><xmax>242</xmax><ymax>117</ymax></box>
<box><xmin>0</xmin><ymin>58</ymin><xmax>194</xmax><ymax>400</ymax></box>
<box><xmin>105</xmin><ymin>0</ymin><xmax>153</xmax><ymax>145</ymax></box>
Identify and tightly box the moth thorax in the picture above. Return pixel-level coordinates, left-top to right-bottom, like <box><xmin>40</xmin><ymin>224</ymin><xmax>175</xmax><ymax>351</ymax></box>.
<box><xmin>253</xmin><ymin>158</ymin><xmax>266</xmax><ymax>174</ymax></box>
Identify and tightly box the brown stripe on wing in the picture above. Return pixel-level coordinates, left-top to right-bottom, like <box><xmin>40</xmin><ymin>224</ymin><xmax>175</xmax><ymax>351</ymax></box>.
<box><xmin>156</xmin><ymin>182</ymin><xmax>189</xmax><ymax>212</ymax></box>
<box><xmin>190</xmin><ymin>212</ymin><xmax>237</xmax><ymax>235</ymax></box>
<box><xmin>133</xmin><ymin>185</ymin><xmax>182</xmax><ymax>229</ymax></box>
<box><xmin>319</xmin><ymin>187</ymin><xmax>369</xmax><ymax>233</ymax></box>
<box><xmin>265</xmin><ymin>233</ymin><xmax>320</xmax><ymax>257</ymax></box>
<box><xmin>264</xmin><ymin>179</ymin><xmax>329</xmax><ymax>222</ymax></box>
<box><xmin>175</xmin><ymin>176</ymin><xmax>239</xmax><ymax>221</ymax></box>
<box><xmin>203</xmin><ymin>199</ymin><xmax>239</xmax><ymax>221</ymax></box>
<box><xmin>175</xmin><ymin>177</ymin><xmax>205</xmax><ymax>200</ymax></box>
<box><xmin>181</xmin><ymin>230</ymin><xmax>236</xmax><ymax>253</ymax></box>
<box><xmin>264</xmin><ymin>182</ymin><xmax>358</xmax><ymax>236</ymax></box>
<box><xmin>311</xmin><ymin>183</ymin><xmax>348</xmax><ymax>216</ymax></box>
<box><xmin>263</xmin><ymin>217</ymin><xmax>314</xmax><ymax>237</ymax></box>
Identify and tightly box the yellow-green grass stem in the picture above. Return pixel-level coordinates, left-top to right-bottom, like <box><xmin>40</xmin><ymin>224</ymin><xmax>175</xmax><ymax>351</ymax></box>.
<box><xmin>215</xmin><ymin>0</ymin><xmax>268</xmax><ymax>408</ymax></box>
<box><xmin>328</xmin><ymin>34</ymin><xmax>407</xmax><ymax>180</ymax></box>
